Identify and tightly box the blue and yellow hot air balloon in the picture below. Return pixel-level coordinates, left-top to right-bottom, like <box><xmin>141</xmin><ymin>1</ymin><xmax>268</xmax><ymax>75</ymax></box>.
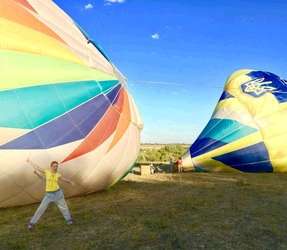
<box><xmin>0</xmin><ymin>0</ymin><xmax>143</xmax><ymax>207</ymax></box>
<box><xmin>183</xmin><ymin>69</ymin><xmax>287</xmax><ymax>173</ymax></box>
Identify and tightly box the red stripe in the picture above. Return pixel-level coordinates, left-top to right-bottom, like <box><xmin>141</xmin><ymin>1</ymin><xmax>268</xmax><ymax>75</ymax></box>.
<box><xmin>62</xmin><ymin>90</ymin><xmax>125</xmax><ymax>163</ymax></box>
<box><xmin>14</xmin><ymin>0</ymin><xmax>36</xmax><ymax>12</ymax></box>
<box><xmin>108</xmin><ymin>90</ymin><xmax>131</xmax><ymax>152</ymax></box>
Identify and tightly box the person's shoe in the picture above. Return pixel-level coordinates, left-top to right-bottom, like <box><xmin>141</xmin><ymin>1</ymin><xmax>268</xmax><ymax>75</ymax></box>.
<box><xmin>27</xmin><ymin>223</ymin><xmax>34</xmax><ymax>230</ymax></box>
<box><xmin>67</xmin><ymin>220</ymin><xmax>73</xmax><ymax>225</ymax></box>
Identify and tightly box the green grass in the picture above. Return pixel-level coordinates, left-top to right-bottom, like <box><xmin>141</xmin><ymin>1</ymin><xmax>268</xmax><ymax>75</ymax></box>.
<box><xmin>1</xmin><ymin>173</ymin><xmax>287</xmax><ymax>249</ymax></box>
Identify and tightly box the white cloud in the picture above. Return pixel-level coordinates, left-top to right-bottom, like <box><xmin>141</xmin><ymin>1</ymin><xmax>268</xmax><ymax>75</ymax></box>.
<box><xmin>84</xmin><ymin>3</ymin><xmax>94</xmax><ymax>10</ymax></box>
<box><xmin>151</xmin><ymin>33</ymin><xmax>160</xmax><ymax>40</ymax></box>
<box><xmin>105</xmin><ymin>0</ymin><xmax>126</xmax><ymax>5</ymax></box>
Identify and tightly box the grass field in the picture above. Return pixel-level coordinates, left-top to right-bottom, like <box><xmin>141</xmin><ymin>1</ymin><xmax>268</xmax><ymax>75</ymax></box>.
<box><xmin>1</xmin><ymin>172</ymin><xmax>287</xmax><ymax>250</ymax></box>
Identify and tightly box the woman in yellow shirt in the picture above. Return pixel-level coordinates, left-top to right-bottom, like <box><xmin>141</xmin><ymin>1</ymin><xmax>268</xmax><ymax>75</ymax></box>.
<box><xmin>27</xmin><ymin>159</ymin><xmax>74</xmax><ymax>230</ymax></box>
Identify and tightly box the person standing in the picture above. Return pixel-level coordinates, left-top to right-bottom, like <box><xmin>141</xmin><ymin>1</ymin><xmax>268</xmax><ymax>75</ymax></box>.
<box><xmin>27</xmin><ymin>159</ymin><xmax>74</xmax><ymax>230</ymax></box>
<box><xmin>176</xmin><ymin>157</ymin><xmax>183</xmax><ymax>173</ymax></box>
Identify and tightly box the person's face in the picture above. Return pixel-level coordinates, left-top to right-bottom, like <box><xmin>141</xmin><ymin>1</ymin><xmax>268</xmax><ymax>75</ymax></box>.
<box><xmin>51</xmin><ymin>162</ymin><xmax>58</xmax><ymax>171</ymax></box>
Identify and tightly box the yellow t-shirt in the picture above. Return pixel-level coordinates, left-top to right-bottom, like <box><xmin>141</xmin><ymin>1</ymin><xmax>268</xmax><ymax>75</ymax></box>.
<box><xmin>45</xmin><ymin>170</ymin><xmax>61</xmax><ymax>192</ymax></box>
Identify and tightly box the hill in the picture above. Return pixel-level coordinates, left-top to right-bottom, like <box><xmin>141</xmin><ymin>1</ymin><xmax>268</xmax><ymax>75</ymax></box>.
<box><xmin>1</xmin><ymin>172</ymin><xmax>287</xmax><ymax>249</ymax></box>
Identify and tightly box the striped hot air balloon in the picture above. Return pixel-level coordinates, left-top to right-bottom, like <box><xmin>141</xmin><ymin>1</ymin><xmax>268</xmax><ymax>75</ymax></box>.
<box><xmin>0</xmin><ymin>0</ymin><xmax>143</xmax><ymax>207</ymax></box>
<box><xmin>183</xmin><ymin>69</ymin><xmax>287</xmax><ymax>173</ymax></box>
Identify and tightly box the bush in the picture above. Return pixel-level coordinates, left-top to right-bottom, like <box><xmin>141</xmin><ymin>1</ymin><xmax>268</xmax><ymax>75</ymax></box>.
<box><xmin>137</xmin><ymin>144</ymin><xmax>188</xmax><ymax>163</ymax></box>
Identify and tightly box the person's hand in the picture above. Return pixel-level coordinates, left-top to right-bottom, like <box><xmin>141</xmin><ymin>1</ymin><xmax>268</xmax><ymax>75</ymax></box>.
<box><xmin>34</xmin><ymin>170</ymin><xmax>37</xmax><ymax>175</ymax></box>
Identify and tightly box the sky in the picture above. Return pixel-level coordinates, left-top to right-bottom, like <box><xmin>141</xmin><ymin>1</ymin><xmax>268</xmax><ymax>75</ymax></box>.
<box><xmin>55</xmin><ymin>0</ymin><xmax>287</xmax><ymax>144</ymax></box>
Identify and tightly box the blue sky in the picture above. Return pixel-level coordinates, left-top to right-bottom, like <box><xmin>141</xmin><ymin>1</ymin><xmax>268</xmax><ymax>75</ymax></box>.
<box><xmin>55</xmin><ymin>0</ymin><xmax>287</xmax><ymax>143</ymax></box>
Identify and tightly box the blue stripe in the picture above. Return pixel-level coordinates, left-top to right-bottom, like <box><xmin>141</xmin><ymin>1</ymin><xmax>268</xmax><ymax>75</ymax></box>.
<box><xmin>246</xmin><ymin>71</ymin><xmax>287</xmax><ymax>103</ymax></box>
<box><xmin>213</xmin><ymin>142</ymin><xmax>273</xmax><ymax>173</ymax></box>
<box><xmin>0</xmin><ymin>80</ymin><xmax>118</xmax><ymax>129</ymax></box>
<box><xmin>199</xmin><ymin>119</ymin><xmax>257</xmax><ymax>143</ymax></box>
<box><xmin>219</xmin><ymin>91</ymin><xmax>233</xmax><ymax>101</ymax></box>
<box><xmin>0</xmin><ymin>85</ymin><xmax>121</xmax><ymax>149</ymax></box>
<box><xmin>190</xmin><ymin>138</ymin><xmax>227</xmax><ymax>157</ymax></box>
<box><xmin>189</xmin><ymin>119</ymin><xmax>257</xmax><ymax>158</ymax></box>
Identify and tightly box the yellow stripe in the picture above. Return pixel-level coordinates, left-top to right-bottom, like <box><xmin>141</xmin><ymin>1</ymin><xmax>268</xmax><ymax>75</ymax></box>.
<box><xmin>0</xmin><ymin>50</ymin><xmax>117</xmax><ymax>90</ymax></box>
<box><xmin>215</xmin><ymin>96</ymin><xmax>247</xmax><ymax>113</ymax></box>
<box><xmin>194</xmin><ymin>158</ymin><xmax>240</xmax><ymax>172</ymax></box>
<box><xmin>0</xmin><ymin>18</ymin><xmax>83</xmax><ymax>65</ymax></box>
<box><xmin>225</xmin><ymin>69</ymin><xmax>252</xmax><ymax>88</ymax></box>
<box><xmin>271</xmin><ymin>157</ymin><xmax>287</xmax><ymax>172</ymax></box>
<box><xmin>264</xmin><ymin>131</ymin><xmax>287</xmax><ymax>172</ymax></box>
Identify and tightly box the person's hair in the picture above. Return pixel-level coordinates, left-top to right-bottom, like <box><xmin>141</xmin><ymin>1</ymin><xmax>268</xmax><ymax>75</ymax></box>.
<box><xmin>50</xmin><ymin>161</ymin><xmax>59</xmax><ymax>167</ymax></box>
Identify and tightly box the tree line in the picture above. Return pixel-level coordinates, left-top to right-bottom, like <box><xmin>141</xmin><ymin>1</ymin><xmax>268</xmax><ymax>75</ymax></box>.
<box><xmin>137</xmin><ymin>144</ymin><xmax>188</xmax><ymax>163</ymax></box>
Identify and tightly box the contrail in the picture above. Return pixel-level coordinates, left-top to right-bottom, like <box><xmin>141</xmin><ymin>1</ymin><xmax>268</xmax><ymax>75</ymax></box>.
<box><xmin>130</xmin><ymin>80</ymin><xmax>225</xmax><ymax>88</ymax></box>
<box><xmin>130</xmin><ymin>80</ymin><xmax>183</xmax><ymax>86</ymax></box>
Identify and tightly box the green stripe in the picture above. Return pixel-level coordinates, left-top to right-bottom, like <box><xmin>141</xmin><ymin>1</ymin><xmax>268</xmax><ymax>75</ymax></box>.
<box><xmin>0</xmin><ymin>50</ymin><xmax>117</xmax><ymax>90</ymax></box>
<box><xmin>0</xmin><ymin>80</ymin><xmax>119</xmax><ymax>129</ymax></box>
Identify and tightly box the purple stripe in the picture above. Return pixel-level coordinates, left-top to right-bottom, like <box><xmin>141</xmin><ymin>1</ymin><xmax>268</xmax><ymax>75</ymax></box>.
<box><xmin>0</xmin><ymin>86</ymin><xmax>121</xmax><ymax>149</ymax></box>
<box><xmin>106</xmin><ymin>84</ymin><xmax>121</xmax><ymax>104</ymax></box>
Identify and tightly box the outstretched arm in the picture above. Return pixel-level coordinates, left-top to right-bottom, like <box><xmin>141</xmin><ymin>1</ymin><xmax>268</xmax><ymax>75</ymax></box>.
<box><xmin>33</xmin><ymin>170</ymin><xmax>45</xmax><ymax>180</ymax></box>
<box><xmin>27</xmin><ymin>158</ymin><xmax>45</xmax><ymax>175</ymax></box>
<box><xmin>59</xmin><ymin>176</ymin><xmax>74</xmax><ymax>186</ymax></box>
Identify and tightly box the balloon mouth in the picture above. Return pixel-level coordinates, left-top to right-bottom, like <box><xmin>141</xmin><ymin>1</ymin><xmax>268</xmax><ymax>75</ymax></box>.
<box><xmin>182</xmin><ymin>153</ymin><xmax>195</xmax><ymax>169</ymax></box>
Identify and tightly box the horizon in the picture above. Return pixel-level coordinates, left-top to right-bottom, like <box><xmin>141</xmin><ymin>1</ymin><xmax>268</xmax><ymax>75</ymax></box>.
<box><xmin>55</xmin><ymin>0</ymin><xmax>287</xmax><ymax>144</ymax></box>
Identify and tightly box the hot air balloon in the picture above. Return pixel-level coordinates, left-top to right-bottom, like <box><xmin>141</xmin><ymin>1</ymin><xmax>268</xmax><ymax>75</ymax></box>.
<box><xmin>0</xmin><ymin>0</ymin><xmax>143</xmax><ymax>207</ymax></box>
<box><xmin>182</xmin><ymin>69</ymin><xmax>287</xmax><ymax>173</ymax></box>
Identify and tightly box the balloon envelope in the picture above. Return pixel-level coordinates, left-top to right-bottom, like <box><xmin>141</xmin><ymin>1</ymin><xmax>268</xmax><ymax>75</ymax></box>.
<box><xmin>183</xmin><ymin>69</ymin><xmax>287</xmax><ymax>173</ymax></box>
<box><xmin>0</xmin><ymin>0</ymin><xmax>143</xmax><ymax>207</ymax></box>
